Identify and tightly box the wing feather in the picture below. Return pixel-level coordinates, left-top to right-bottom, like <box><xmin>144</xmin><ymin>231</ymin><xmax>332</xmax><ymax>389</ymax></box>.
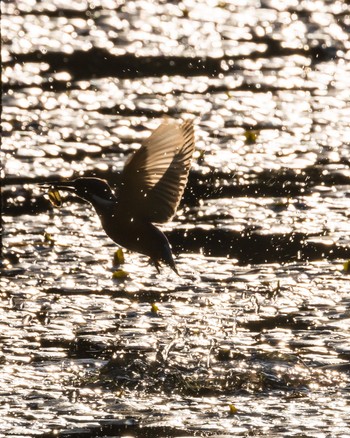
<box><xmin>118</xmin><ymin>120</ymin><xmax>195</xmax><ymax>222</ymax></box>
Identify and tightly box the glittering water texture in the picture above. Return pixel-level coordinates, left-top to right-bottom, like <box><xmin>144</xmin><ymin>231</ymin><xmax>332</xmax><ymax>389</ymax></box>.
<box><xmin>1</xmin><ymin>0</ymin><xmax>350</xmax><ymax>436</ymax></box>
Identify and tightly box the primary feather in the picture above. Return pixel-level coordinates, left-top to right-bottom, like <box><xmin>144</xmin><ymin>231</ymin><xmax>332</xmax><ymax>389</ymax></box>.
<box><xmin>118</xmin><ymin>120</ymin><xmax>195</xmax><ymax>222</ymax></box>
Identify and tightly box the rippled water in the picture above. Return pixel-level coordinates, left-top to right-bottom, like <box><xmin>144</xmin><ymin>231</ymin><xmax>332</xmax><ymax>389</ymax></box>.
<box><xmin>1</xmin><ymin>0</ymin><xmax>350</xmax><ymax>436</ymax></box>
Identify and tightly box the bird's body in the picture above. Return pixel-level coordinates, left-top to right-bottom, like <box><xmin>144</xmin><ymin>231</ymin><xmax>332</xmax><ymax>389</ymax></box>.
<box><xmin>94</xmin><ymin>197</ymin><xmax>177</xmax><ymax>272</ymax></box>
<box><xmin>42</xmin><ymin>120</ymin><xmax>195</xmax><ymax>274</ymax></box>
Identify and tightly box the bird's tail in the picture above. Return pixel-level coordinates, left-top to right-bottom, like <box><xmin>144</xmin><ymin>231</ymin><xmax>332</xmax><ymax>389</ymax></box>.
<box><xmin>162</xmin><ymin>242</ymin><xmax>180</xmax><ymax>276</ymax></box>
<box><xmin>169</xmin><ymin>260</ymin><xmax>180</xmax><ymax>276</ymax></box>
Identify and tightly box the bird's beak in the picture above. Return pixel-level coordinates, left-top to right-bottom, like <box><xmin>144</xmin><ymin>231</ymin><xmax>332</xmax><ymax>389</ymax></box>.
<box><xmin>39</xmin><ymin>181</ymin><xmax>77</xmax><ymax>193</ymax></box>
<box><xmin>39</xmin><ymin>181</ymin><xmax>78</xmax><ymax>207</ymax></box>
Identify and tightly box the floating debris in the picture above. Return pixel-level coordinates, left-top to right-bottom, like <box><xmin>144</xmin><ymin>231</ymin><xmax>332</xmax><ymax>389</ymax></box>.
<box><xmin>151</xmin><ymin>302</ymin><xmax>159</xmax><ymax>314</ymax></box>
<box><xmin>229</xmin><ymin>403</ymin><xmax>238</xmax><ymax>415</ymax></box>
<box><xmin>244</xmin><ymin>130</ymin><xmax>259</xmax><ymax>145</ymax></box>
<box><xmin>112</xmin><ymin>269</ymin><xmax>129</xmax><ymax>279</ymax></box>
<box><xmin>44</xmin><ymin>232</ymin><xmax>55</xmax><ymax>245</ymax></box>
<box><xmin>113</xmin><ymin>248</ymin><xmax>125</xmax><ymax>265</ymax></box>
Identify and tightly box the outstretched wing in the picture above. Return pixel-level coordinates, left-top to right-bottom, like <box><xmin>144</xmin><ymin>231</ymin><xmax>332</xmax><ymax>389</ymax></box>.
<box><xmin>118</xmin><ymin>120</ymin><xmax>195</xmax><ymax>223</ymax></box>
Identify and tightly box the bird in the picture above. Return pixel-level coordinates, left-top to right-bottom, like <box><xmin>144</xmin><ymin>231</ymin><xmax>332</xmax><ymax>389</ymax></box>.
<box><xmin>41</xmin><ymin>120</ymin><xmax>195</xmax><ymax>274</ymax></box>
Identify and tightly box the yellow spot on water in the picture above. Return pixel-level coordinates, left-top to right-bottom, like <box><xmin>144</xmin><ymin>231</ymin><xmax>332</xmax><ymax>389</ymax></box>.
<box><xmin>112</xmin><ymin>269</ymin><xmax>129</xmax><ymax>279</ymax></box>
<box><xmin>244</xmin><ymin>130</ymin><xmax>259</xmax><ymax>145</ymax></box>
<box><xmin>151</xmin><ymin>303</ymin><xmax>159</xmax><ymax>314</ymax></box>
<box><xmin>228</xmin><ymin>403</ymin><xmax>238</xmax><ymax>414</ymax></box>
<box><xmin>343</xmin><ymin>260</ymin><xmax>350</xmax><ymax>272</ymax></box>
<box><xmin>44</xmin><ymin>232</ymin><xmax>55</xmax><ymax>245</ymax></box>
<box><xmin>113</xmin><ymin>248</ymin><xmax>125</xmax><ymax>265</ymax></box>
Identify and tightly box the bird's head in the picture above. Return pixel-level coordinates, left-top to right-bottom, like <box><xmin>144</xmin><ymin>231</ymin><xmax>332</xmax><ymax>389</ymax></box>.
<box><xmin>42</xmin><ymin>177</ymin><xmax>116</xmax><ymax>206</ymax></box>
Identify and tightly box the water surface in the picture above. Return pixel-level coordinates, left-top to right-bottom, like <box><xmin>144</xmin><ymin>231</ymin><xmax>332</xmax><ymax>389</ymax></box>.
<box><xmin>1</xmin><ymin>0</ymin><xmax>350</xmax><ymax>436</ymax></box>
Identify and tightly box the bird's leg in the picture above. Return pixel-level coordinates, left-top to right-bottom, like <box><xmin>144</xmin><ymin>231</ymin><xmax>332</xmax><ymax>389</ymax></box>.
<box><xmin>148</xmin><ymin>258</ymin><xmax>179</xmax><ymax>275</ymax></box>
<box><xmin>151</xmin><ymin>259</ymin><xmax>161</xmax><ymax>274</ymax></box>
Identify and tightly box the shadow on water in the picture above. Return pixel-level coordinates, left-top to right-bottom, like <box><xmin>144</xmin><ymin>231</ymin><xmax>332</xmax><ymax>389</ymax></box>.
<box><xmin>3</xmin><ymin>37</ymin><xmax>338</xmax><ymax>86</ymax></box>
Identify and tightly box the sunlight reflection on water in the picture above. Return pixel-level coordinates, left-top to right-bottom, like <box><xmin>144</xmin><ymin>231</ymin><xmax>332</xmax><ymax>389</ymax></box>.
<box><xmin>2</xmin><ymin>0</ymin><xmax>350</xmax><ymax>435</ymax></box>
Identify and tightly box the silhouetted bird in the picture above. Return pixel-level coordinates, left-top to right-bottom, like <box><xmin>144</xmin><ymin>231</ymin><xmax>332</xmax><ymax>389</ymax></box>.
<box><xmin>41</xmin><ymin>120</ymin><xmax>195</xmax><ymax>274</ymax></box>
